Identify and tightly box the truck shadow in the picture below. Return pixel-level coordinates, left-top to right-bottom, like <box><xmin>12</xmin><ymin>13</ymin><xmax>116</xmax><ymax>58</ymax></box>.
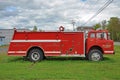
<box><xmin>45</xmin><ymin>57</ymin><xmax>86</xmax><ymax>61</ymax></box>
<box><xmin>45</xmin><ymin>57</ymin><xmax>112</xmax><ymax>61</ymax></box>
<box><xmin>8</xmin><ymin>57</ymin><xmax>87</xmax><ymax>62</ymax></box>
<box><xmin>103</xmin><ymin>57</ymin><xmax>112</xmax><ymax>61</ymax></box>
<box><xmin>7</xmin><ymin>57</ymin><xmax>112</xmax><ymax>62</ymax></box>
<box><xmin>7</xmin><ymin>57</ymin><xmax>29</xmax><ymax>62</ymax></box>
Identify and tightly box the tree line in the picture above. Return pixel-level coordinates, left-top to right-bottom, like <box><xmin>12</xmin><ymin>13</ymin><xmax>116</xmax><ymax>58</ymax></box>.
<box><xmin>94</xmin><ymin>17</ymin><xmax>120</xmax><ymax>41</ymax></box>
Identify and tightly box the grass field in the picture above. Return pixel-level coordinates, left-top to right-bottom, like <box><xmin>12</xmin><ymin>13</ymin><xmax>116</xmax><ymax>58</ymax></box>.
<box><xmin>0</xmin><ymin>46</ymin><xmax>120</xmax><ymax>80</ymax></box>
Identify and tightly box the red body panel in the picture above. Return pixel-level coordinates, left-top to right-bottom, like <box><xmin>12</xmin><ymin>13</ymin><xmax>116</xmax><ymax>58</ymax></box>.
<box><xmin>8</xmin><ymin>30</ymin><xmax>114</xmax><ymax>57</ymax></box>
<box><xmin>8</xmin><ymin>31</ymin><xmax>85</xmax><ymax>56</ymax></box>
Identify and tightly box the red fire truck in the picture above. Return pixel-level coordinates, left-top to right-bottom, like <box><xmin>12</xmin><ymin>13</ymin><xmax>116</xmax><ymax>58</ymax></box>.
<box><xmin>8</xmin><ymin>26</ymin><xmax>114</xmax><ymax>62</ymax></box>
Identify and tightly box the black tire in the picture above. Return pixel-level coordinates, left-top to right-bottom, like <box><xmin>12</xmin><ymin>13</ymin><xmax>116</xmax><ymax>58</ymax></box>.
<box><xmin>28</xmin><ymin>48</ymin><xmax>44</xmax><ymax>62</ymax></box>
<box><xmin>85</xmin><ymin>54</ymin><xmax>88</xmax><ymax>60</ymax></box>
<box><xmin>88</xmin><ymin>49</ymin><xmax>103</xmax><ymax>61</ymax></box>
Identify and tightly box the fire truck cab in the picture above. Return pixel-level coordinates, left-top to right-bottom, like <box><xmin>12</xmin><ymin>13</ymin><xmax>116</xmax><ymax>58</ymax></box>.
<box><xmin>86</xmin><ymin>30</ymin><xmax>114</xmax><ymax>61</ymax></box>
<box><xmin>8</xmin><ymin>27</ymin><xmax>114</xmax><ymax>62</ymax></box>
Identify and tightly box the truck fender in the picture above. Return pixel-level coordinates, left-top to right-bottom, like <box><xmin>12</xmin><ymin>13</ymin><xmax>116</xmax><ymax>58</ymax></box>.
<box><xmin>88</xmin><ymin>46</ymin><xmax>103</xmax><ymax>54</ymax></box>
<box><xmin>26</xmin><ymin>46</ymin><xmax>44</xmax><ymax>57</ymax></box>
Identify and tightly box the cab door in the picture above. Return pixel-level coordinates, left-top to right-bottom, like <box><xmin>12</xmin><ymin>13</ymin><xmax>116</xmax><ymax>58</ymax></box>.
<box><xmin>96</xmin><ymin>32</ymin><xmax>113</xmax><ymax>53</ymax></box>
<box><xmin>86</xmin><ymin>32</ymin><xmax>96</xmax><ymax>53</ymax></box>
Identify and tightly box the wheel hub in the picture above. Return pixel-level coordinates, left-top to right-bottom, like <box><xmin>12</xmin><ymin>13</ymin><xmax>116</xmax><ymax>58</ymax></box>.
<box><xmin>31</xmin><ymin>52</ymin><xmax>40</xmax><ymax>61</ymax></box>
<box><xmin>91</xmin><ymin>52</ymin><xmax>100</xmax><ymax>61</ymax></box>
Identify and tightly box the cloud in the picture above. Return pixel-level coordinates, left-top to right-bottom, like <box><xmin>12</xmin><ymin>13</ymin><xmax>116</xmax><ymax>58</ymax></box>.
<box><xmin>0</xmin><ymin>0</ymin><xmax>119</xmax><ymax>30</ymax></box>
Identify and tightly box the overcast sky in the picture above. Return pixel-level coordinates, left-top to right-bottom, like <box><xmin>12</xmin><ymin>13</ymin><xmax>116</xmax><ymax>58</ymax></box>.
<box><xmin>0</xmin><ymin>0</ymin><xmax>119</xmax><ymax>30</ymax></box>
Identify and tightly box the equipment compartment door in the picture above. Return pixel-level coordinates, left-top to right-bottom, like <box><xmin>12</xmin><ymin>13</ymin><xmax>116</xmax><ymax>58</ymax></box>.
<box><xmin>59</xmin><ymin>32</ymin><xmax>84</xmax><ymax>55</ymax></box>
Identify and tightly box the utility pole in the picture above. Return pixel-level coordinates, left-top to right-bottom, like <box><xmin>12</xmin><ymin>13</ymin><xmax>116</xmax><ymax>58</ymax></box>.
<box><xmin>71</xmin><ymin>20</ymin><xmax>76</xmax><ymax>31</ymax></box>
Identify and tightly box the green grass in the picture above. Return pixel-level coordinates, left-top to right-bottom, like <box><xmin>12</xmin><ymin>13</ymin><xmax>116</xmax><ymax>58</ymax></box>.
<box><xmin>0</xmin><ymin>46</ymin><xmax>120</xmax><ymax>80</ymax></box>
<box><xmin>0</xmin><ymin>45</ymin><xmax>9</xmax><ymax>48</ymax></box>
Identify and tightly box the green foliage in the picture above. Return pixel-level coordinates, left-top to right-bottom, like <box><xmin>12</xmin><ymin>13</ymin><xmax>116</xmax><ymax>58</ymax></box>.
<box><xmin>0</xmin><ymin>46</ymin><xmax>120</xmax><ymax>80</ymax></box>
<box><xmin>93</xmin><ymin>17</ymin><xmax>120</xmax><ymax>41</ymax></box>
<box><xmin>33</xmin><ymin>26</ymin><xmax>37</xmax><ymax>32</ymax></box>
<box><xmin>93</xmin><ymin>23</ymin><xmax>101</xmax><ymax>30</ymax></box>
<box><xmin>107</xmin><ymin>17</ymin><xmax>120</xmax><ymax>41</ymax></box>
<box><xmin>93</xmin><ymin>20</ymin><xmax>107</xmax><ymax>30</ymax></box>
<box><xmin>101</xmin><ymin>20</ymin><xmax>107</xmax><ymax>29</ymax></box>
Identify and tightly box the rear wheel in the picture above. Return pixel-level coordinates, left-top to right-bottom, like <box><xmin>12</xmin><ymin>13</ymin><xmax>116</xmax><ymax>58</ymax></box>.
<box><xmin>28</xmin><ymin>48</ymin><xmax>44</xmax><ymax>62</ymax></box>
<box><xmin>88</xmin><ymin>49</ymin><xmax>103</xmax><ymax>61</ymax></box>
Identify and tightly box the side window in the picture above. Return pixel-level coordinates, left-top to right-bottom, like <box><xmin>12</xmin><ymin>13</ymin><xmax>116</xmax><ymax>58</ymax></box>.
<box><xmin>103</xmin><ymin>32</ymin><xmax>107</xmax><ymax>39</ymax></box>
<box><xmin>0</xmin><ymin>37</ymin><xmax>5</xmax><ymax>42</ymax></box>
<box><xmin>96</xmin><ymin>33</ymin><xmax>102</xmax><ymax>38</ymax></box>
<box><xmin>90</xmin><ymin>33</ymin><xmax>95</xmax><ymax>38</ymax></box>
<box><xmin>0</xmin><ymin>38</ymin><xmax>2</xmax><ymax>41</ymax></box>
<box><xmin>108</xmin><ymin>33</ymin><xmax>111</xmax><ymax>40</ymax></box>
<box><xmin>96</xmin><ymin>32</ymin><xmax>107</xmax><ymax>39</ymax></box>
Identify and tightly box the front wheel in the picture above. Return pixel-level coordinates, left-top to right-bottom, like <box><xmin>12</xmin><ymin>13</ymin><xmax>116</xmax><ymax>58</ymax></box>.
<box><xmin>88</xmin><ymin>49</ymin><xmax>103</xmax><ymax>61</ymax></box>
<box><xmin>28</xmin><ymin>48</ymin><xmax>44</xmax><ymax>62</ymax></box>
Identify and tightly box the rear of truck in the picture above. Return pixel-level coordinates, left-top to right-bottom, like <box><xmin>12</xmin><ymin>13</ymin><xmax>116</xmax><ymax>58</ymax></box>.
<box><xmin>8</xmin><ymin>30</ymin><xmax>28</xmax><ymax>56</ymax></box>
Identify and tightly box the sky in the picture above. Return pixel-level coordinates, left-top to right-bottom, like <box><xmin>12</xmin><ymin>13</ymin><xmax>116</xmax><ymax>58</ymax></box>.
<box><xmin>0</xmin><ymin>0</ymin><xmax>119</xmax><ymax>30</ymax></box>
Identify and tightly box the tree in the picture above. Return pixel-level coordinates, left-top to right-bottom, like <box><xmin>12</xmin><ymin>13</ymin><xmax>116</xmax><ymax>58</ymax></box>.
<box><xmin>93</xmin><ymin>17</ymin><xmax>120</xmax><ymax>41</ymax></box>
<box><xmin>101</xmin><ymin>20</ymin><xmax>107</xmax><ymax>30</ymax></box>
<box><xmin>33</xmin><ymin>26</ymin><xmax>37</xmax><ymax>32</ymax></box>
<box><xmin>93</xmin><ymin>23</ymin><xmax>101</xmax><ymax>30</ymax></box>
<box><xmin>107</xmin><ymin>17</ymin><xmax>120</xmax><ymax>41</ymax></box>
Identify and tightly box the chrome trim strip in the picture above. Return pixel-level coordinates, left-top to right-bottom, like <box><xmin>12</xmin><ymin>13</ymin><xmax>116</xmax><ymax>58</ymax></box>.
<box><xmin>61</xmin><ymin>54</ymin><xmax>85</xmax><ymax>57</ymax></box>
<box><xmin>8</xmin><ymin>51</ymin><xmax>26</xmax><ymax>53</ymax></box>
<box><xmin>45</xmin><ymin>51</ymin><xmax>61</xmax><ymax>53</ymax></box>
<box><xmin>104</xmin><ymin>51</ymin><xmax>114</xmax><ymax>53</ymax></box>
<box><xmin>11</xmin><ymin>40</ymin><xmax>61</xmax><ymax>42</ymax></box>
